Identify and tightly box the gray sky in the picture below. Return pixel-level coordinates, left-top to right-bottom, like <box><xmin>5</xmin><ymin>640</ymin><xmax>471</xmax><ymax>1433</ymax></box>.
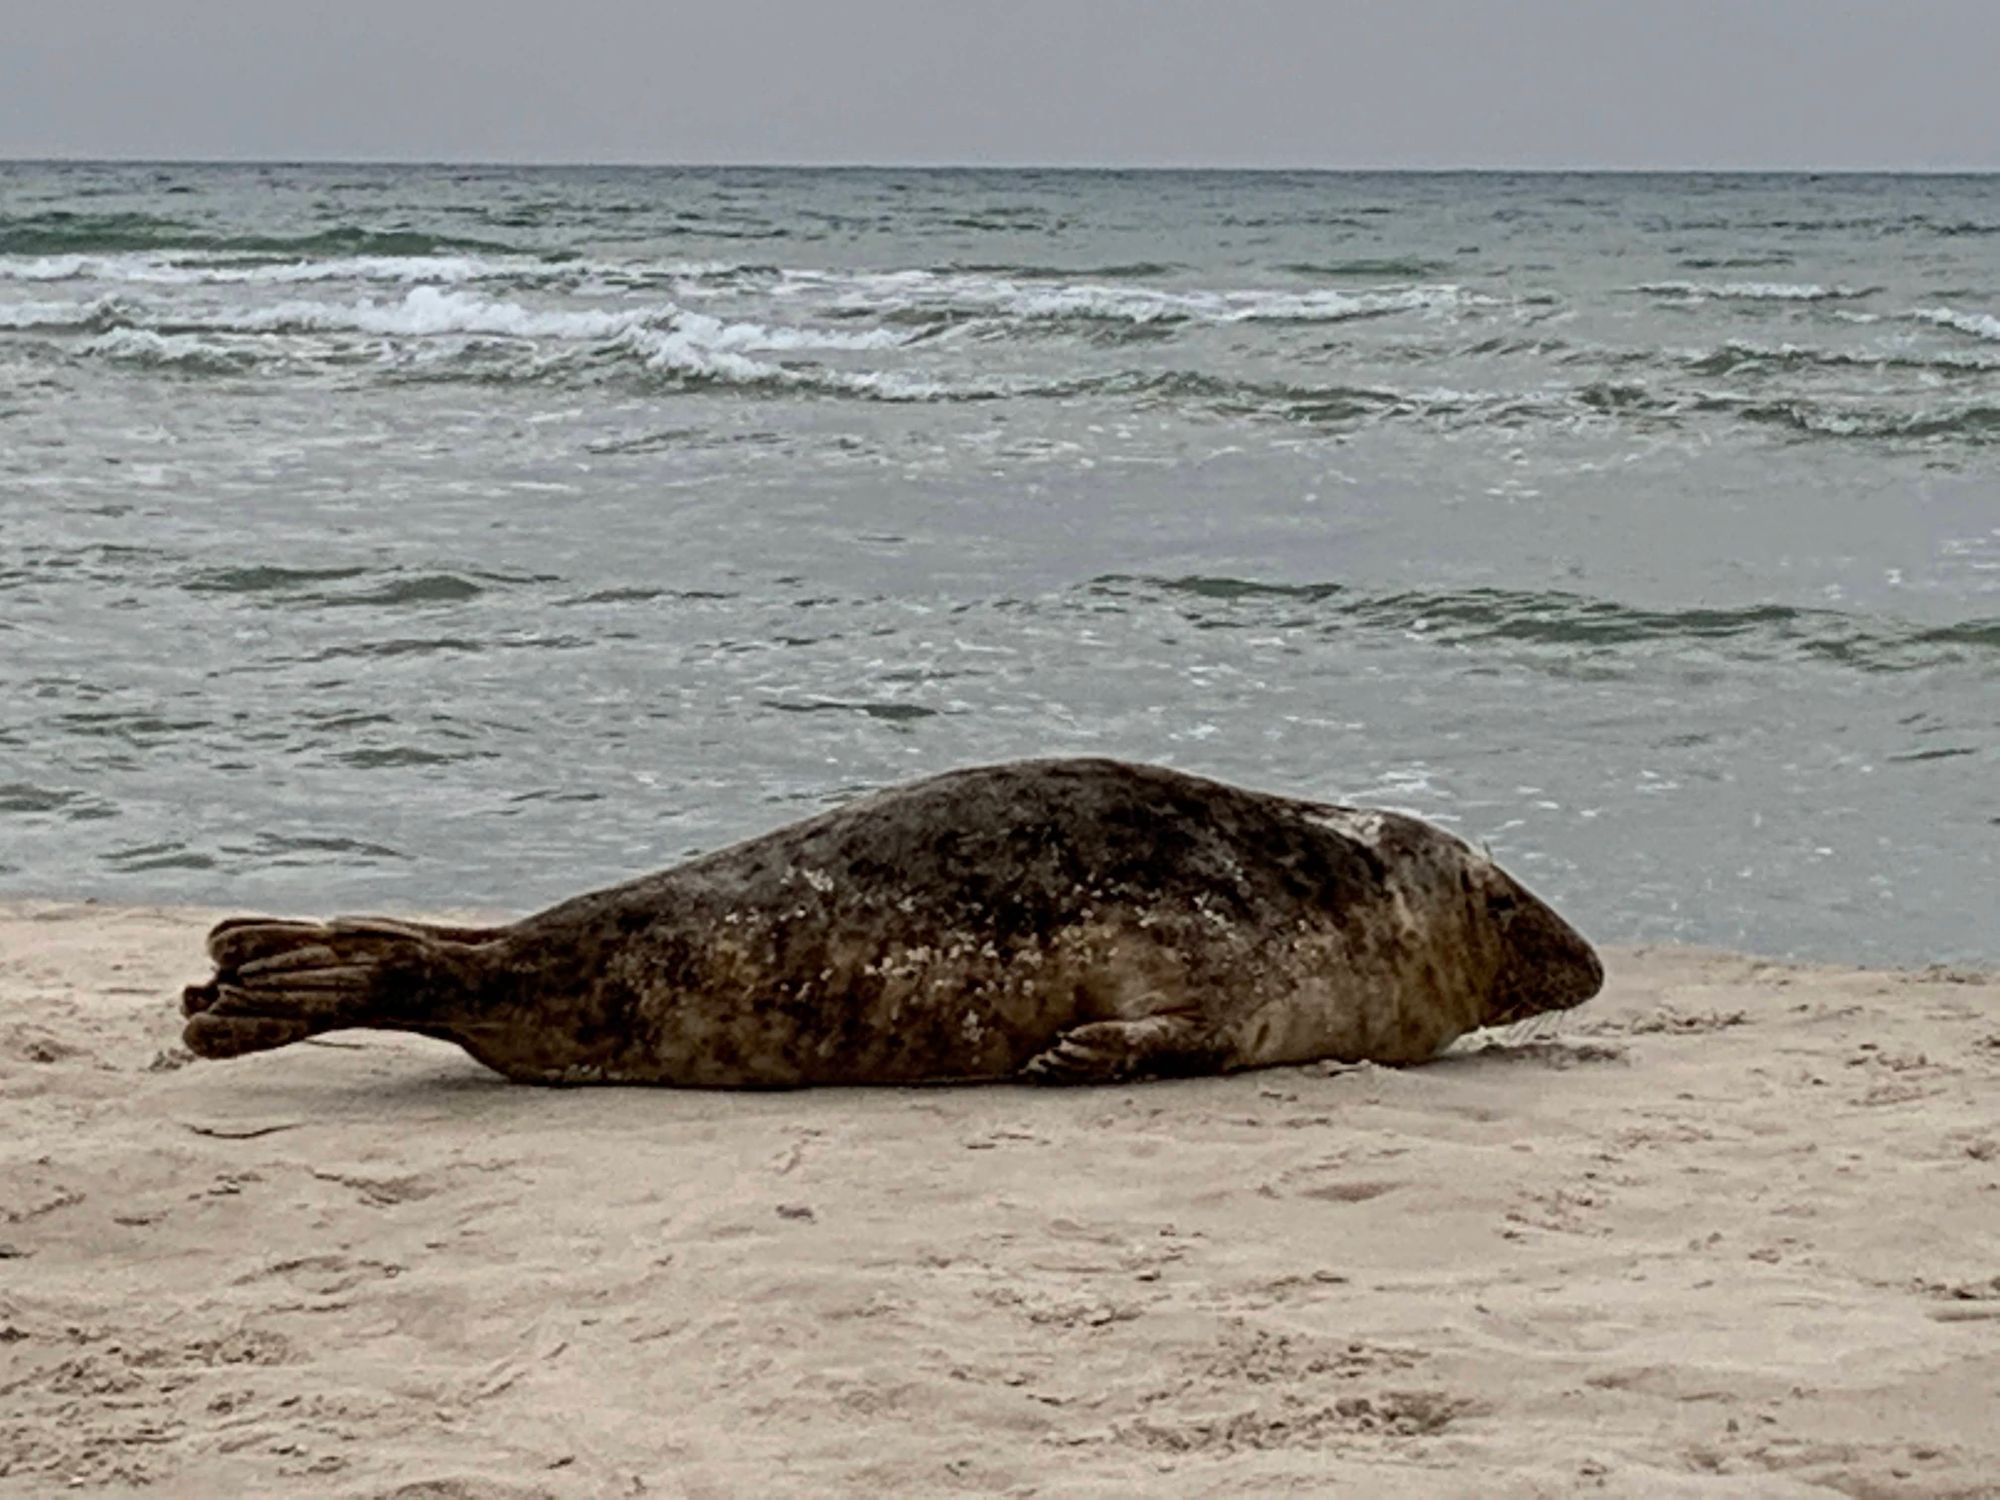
<box><xmin>4</xmin><ymin>0</ymin><xmax>1997</xmax><ymax>170</ymax></box>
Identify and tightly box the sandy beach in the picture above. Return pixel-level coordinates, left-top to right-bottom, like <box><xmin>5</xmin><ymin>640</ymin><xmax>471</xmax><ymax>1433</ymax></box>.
<box><xmin>1</xmin><ymin>900</ymin><xmax>1994</xmax><ymax>1498</ymax></box>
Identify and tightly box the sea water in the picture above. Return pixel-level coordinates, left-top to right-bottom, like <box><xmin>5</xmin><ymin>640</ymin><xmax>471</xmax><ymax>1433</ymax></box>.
<box><xmin>1</xmin><ymin>163</ymin><xmax>1994</xmax><ymax>963</ymax></box>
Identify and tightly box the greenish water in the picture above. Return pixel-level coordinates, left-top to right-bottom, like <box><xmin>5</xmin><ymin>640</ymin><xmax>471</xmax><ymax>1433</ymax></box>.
<box><xmin>2</xmin><ymin>163</ymin><xmax>1995</xmax><ymax>962</ymax></box>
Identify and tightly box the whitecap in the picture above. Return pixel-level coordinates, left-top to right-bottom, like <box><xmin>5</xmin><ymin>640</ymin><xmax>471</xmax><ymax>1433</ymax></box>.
<box><xmin>0</xmin><ymin>253</ymin><xmax>240</xmax><ymax>286</ymax></box>
<box><xmin>614</xmin><ymin>324</ymin><xmax>788</xmax><ymax>385</ymax></box>
<box><xmin>0</xmin><ymin>298</ymin><xmax>80</xmax><ymax>327</ymax></box>
<box><xmin>612</xmin><ymin>323</ymin><xmax>972</xmax><ymax>401</ymax></box>
<box><xmin>667</xmin><ymin>308</ymin><xmax>910</xmax><ymax>353</ymax></box>
<box><xmin>212</xmin><ymin>254</ymin><xmax>535</xmax><ymax>286</ymax></box>
<box><xmin>155</xmin><ymin>288</ymin><xmax>914</xmax><ymax>352</ymax></box>
<box><xmin>0</xmin><ymin>295</ymin><xmax>131</xmax><ymax>330</ymax></box>
<box><xmin>0</xmin><ymin>251</ymin><xmax>544</xmax><ymax>287</ymax></box>
<box><xmin>78</xmin><ymin>328</ymin><xmax>251</xmax><ymax>372</ymax></box>
<box><xmin>818</xmin><ymin>269</ymin><xmax>1485</xmax><ymax>325</ymax></box>
<box><xmin>1913</xmin><ymin>306</ymin><xmax>2000</xmax><ymax>342</ymax></box>
<box><xmin>233</xmin><ymin>286</ymin><xmax>655</xmax><ymax>338</ymax></box>
<box><xmin>0</xmin><ymin>256</ymin><xmax>99</xmax><ymax>282</ymax></box>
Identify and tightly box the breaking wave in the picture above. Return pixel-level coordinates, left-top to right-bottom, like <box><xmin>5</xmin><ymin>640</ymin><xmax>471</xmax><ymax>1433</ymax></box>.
<box><xmin>8</xmin><ymin>285</ymin><xmax>916</xmax><ymax>352</ymax></box>
<box><xmin>0</xmin><ymin>251</ymin><xmax>555</xmax><ymax>287</ymax></box>
<box><xmin>1913</xmin><ymin>306</ymin><xmax>2000</xmax><ymax>342</ymax></box>
<box><xmin>3</xmin><ymin>284</ymin><xmax>960</xmax><ymax>398</ymax></box>
<box><xmin>2</xmin><ymin>200</ymin><xmax>1993</xmax><ymax>443</ymax></box>
<box><xmin>811</xmin><ymin>269</ymin><xmax>1490</xmax><ymax>326</ymax></box>
<box><xmin>77</xmin><ymin>328</ymin><xmax>258</xmax><ymax>375</ymax></box>
<box><xmin>0</xmin><ymin>295</ymin><xmax>134</xmax><ymax>331</ymax></box>
<box><xmin>17</xmin><ymin>282</ymin><xmax>2000</xmax><ymax>440</ymax></box>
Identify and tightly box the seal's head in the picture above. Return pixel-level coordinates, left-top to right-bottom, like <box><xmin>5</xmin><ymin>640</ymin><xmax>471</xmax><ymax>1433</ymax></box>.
<box><xmin>1466</xmin><ymin>858</ymin><xmax>1604</xmax><ymax>1028</ymax></box>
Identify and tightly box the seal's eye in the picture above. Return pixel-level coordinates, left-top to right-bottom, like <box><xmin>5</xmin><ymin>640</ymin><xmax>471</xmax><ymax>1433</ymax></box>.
<box><xmin>1488</xmin><ymin>891</ymin><xmax>1519</xmax><ymax>914</ymax></box>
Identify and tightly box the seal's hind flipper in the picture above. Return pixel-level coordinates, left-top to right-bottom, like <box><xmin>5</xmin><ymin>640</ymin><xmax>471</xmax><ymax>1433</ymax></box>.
<box><xmin>204</xmin><ymin>917</ymin><xmax>326</xmax><ymax>970</ymax></box>
<box><xmin>181</xmin><ymin>916</ymin><xmax>490</xmax><ymax>1061</ymax></box>
<box><xmin>1019</xmin><ymin>1014</ymin><xmax>1224</xmax><ymax>1085</ymax></box>
<box><xmin>205</xmin><ymin>914</ymin><xmax>503</xmax><ymax>969</ymax></box>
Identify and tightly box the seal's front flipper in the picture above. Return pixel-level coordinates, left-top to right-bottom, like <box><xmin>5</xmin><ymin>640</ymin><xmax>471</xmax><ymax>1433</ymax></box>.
<box><xmin>181</xmin><ymin>916</ymin><xmax>491</xmax><ymax>1061</ymax></box>
<box><xmin>1020</xmin><ymin>1014</ymin><xmax>1224</xmax><ymax>1085</ymax></box>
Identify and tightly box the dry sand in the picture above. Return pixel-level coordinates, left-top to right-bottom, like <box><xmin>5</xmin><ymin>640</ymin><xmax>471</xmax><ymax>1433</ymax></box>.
<box><xmin>1</xmin><ymin>900</ymin><xmax>1995</xmax><ymax>1498</ymax></box>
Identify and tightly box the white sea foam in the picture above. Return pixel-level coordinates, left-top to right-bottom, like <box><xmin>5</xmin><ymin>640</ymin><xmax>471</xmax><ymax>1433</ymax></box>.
<box><xmin>662</xmin><ymin>258</ymin><xmax>755</xmax><ymax>279</ymax></box>
<box><xmin>615</xmin><ymin>325</ymin><xmax>787</xmax><ymax>385</ymax></box>
<box><xmin>260</xmin><ymin>289</ymin><xmax>912</xmax><ymax>351</ymax></box>
<box><xmin>225</xmin><ymin>255</ymin><xmax>529</xmax><ymax>286</ymax></box>
<box><xmin>1913</xmin><ymin>306</ymin><xmax>2000</xmax><ymax>342</ymax></box>
<box><xmin>614</xmin><ymin>324</ymin><xmax>969</xmax><ymax>401</ymax></box>
<box><xmin>0</xmin><ymin>298</ymin><xmax>78</xmax><ymax>328</ymax></box>
<box><xmin>1634</xmin><ymin>281</ymin><xmax>1874</xmax><ymax>302</ymax></box>
<box><xmin>0</xmin><ymin>295</ymin><xmax>129</xmax><ymax>329</ymax></box>
<box><xmin>1226</xmin><ymin>286</ymin><xmax>1481</xmax><ymax>322</ymax></box>
<box><xmin>80</xmin><ymin>327</ymin><xmax>192</xmax><ymax>359</ymax></box>
<box><xmin>236</xmin><ymin>286</ymin><xmax>655</xmax><ymax>338</ymax></box>
<box><xmin>0</xmin><ymin>252</ymin><xmax>540</xmax><ymax>286</ymax></box>
<box><xmin>668</xmin><ymin>308</ymin><xmax>909</xmax><ymax>353</ymax></box>
<box><xmin>0</xmin><ymin>250</ymin><xmax>805</xmax><ymax>294</ymax></box>
<box><xmin>8</xmin><ymin>256</ymin><xmax>1481</xmax><ymax>336</ymax></box>
<box><xmin>8</xmin><ymin>285</ymin><xmax>926</xmax><ymax>393</ymax></box>
<box><xmin>33</xmin><ymin>287</ymin><xmax>913</xmax><ymax>351</ymax></box>
<box><xmin>78</xmin><ymin>328</ymin><xmax>250</xmax><ymax>372</ymax></box>
<box><xmin>816</xmin><ymin>269</ymin><xmax>1484</xmax><ymax>325</ymax></box>
<box><xmin>0</xmin><ymin>256</ymin><xmax>101</xmax><ymax>282</ymax></box>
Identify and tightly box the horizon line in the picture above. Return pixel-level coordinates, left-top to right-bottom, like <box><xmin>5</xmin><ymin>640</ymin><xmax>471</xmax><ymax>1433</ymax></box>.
<box><xmin>5</xmin><ymin>154</ymin><xmax>1999</xmax><ymax>176</ymax></box>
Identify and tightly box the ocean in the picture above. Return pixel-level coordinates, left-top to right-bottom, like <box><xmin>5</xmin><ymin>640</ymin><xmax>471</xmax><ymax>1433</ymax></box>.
<box><xmin>1</xmin><ymin>162</ymin><xmax>1994</xmax><ymax>964</ymax></box>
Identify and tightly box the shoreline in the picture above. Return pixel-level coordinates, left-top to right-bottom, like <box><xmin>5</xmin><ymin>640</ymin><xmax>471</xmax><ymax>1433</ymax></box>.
<box><xmin>3</xmin><ymin>901</ymin><xmax>1995</xmax><ymax>1494</ymax></box>
<box><xmin>7</xmin><ymin>894</ymin><xmax>1991</xmax><ymax>979</ymax></box>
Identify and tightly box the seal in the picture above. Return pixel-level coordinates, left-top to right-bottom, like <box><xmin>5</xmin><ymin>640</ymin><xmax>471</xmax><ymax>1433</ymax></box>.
<box><xmin>179</xmin><ymin>757</ymin><xmax>1603</xmax><ymax>1086</ymax></box>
